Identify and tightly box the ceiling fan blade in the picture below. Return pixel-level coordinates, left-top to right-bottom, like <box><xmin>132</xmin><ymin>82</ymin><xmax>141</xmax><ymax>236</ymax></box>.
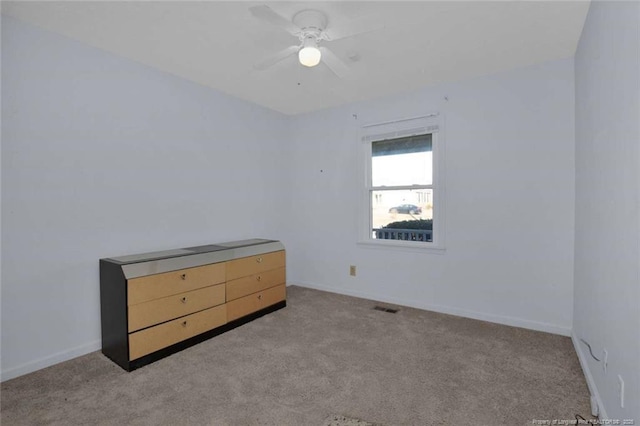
<box><xmin>319</xmin><ymin>47</ymin><xmax>351</xmax><ymax>79</ymax></box>
<box><xmin>254</xmin><ymin>45</ymin><xmax>299</xmax><ymax>71</ymax></box>
<box><xmin>249</xmin><ymin>5</ymin><xmax>301</xmax><ymax>37</ymax></box>
<box><xmin>323</xmin><ymin>16</ymin><xmax>383</xmax><ymax>41</ymax></box>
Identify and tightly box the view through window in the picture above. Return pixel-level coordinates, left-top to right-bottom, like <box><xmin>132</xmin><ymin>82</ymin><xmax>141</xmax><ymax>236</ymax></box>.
<box><xmin>370</xmin><ymin>134</ymin><xmax>434</xmax><ymax>243</ymax></box>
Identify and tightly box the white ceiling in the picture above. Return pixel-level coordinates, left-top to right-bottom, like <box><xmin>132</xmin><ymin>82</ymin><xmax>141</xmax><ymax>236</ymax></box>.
<box><xmin>2</xmin><ymin>1</ymin><xmax>590</xmax><ymax>115</ymax></box>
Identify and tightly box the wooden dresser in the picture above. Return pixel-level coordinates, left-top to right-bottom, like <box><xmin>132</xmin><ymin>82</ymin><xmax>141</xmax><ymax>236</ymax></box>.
<box><xmin>99</xmin><ymin>239</ymin><xmax>286</xmax><ymax>371</ymax></box>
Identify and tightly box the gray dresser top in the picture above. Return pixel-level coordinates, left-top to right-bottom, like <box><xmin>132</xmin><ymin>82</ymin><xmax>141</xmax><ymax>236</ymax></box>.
<box><xmin>101</xmin><ymin>239</ymin><xmax>284</xmax><ymax>279</ymax></box>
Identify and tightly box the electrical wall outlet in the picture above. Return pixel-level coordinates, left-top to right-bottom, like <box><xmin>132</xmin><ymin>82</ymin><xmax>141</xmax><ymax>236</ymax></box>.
<box><xmin>618</xmin><ymin>375</ymin><xmax>625</xmax><ymax>408</ymax></box>
<box><xmin>602</xmin><ymin>349</ymin><xmax>608</xmax><ymax>373</ymax></box>
<box><xmin>349</xmin><ymin>265</ymin><xmax>356</xmax><ymax>276</ymax></box>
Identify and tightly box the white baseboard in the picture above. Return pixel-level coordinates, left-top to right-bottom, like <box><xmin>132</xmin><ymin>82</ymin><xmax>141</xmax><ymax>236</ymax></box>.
<box><xmin>291</xmin><ymin>281</ymin><xmax>572</xmax><ymax>336</ymax></box>
<box><xmin>1</xmin><ymin>339</ymin><xmax>101</xmax><ymax>382</ymax></box>
<box><xmin>572</xmin><ymin>332</ymin><xmax>608</xmax><ymax>420</ymax></box>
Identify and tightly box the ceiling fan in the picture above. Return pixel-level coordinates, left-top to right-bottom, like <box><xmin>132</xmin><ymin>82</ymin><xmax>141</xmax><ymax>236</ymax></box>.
<box><xmin>250</xmin><ymin>5</ymin><xmax>380</xmax><ymax>78</ymax></box>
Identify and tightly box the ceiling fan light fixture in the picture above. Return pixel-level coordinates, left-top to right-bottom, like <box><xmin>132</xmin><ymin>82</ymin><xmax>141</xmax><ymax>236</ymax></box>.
<box><xmin>299</xmin><ymin>37</ymin><xmax>321</xmax><ymax>67</ymax></box>
<box><xmin>299</xmin><ymin>46</ymin><xmax>321</xmax><ymax>67</ymax></box>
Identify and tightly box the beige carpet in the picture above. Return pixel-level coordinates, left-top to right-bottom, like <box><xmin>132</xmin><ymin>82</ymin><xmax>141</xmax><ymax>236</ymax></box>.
<box><xmin>1</xmin><ymin>286</ymin><xmax>591</xmax><ymax>425</ymax></box>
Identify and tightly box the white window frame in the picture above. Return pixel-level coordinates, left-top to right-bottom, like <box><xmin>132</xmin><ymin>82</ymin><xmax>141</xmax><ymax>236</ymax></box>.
<box><xmin>358</xmin><ymin>114</ymin><xmax>446</xmax><ymax>252</ymax></box>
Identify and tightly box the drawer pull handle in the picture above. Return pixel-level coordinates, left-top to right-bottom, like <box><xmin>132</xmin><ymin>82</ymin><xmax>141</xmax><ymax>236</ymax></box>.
<box><xmin>256</xmin><ymin>275</ymin><xmax>262</xmax><ymax>282</ymax></box>
<box><xmin>182</xmin><ymin>321</ymin><xmax>187</xmax><ymax>327</ymax></box>
<box><xmin>256</xmin><ymin>257</ymin><xmax>263</xmax><ymax>263</ymax></box>
<box><xmin>257</xmin><ymin>294</ymin><xmax>262</xmax><ymax>300</ymax></box>
<box><xmin>180</xmin><ymin>274</ymin><xmax>186</xmax><ymax>280</ymax></box>
<box><xmin>181</xmin><ymin>297</ymin><xmax>187</xmax><ymax>303</ymax></box>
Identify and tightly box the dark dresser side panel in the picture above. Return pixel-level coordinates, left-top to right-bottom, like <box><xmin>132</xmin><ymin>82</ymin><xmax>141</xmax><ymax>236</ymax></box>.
<box><xmin>99</xmin><ymin>260</ymin><xmax>129</xmax><ymax>370</ymax></box>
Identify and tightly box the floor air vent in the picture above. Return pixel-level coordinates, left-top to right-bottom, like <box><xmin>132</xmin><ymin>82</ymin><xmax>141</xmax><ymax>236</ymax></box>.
<box><xmin>373</xmin><ymin>306</ymin><xmax>399</xmax><ymax>313</ymax></box>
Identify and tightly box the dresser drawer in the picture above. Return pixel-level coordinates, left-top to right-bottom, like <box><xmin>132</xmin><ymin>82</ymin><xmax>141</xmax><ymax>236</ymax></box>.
<box><xmin>129</xmin><ymin>304</ymin><xmax>227</xmax><ymax>360</ymax></box>
<box><xmin>226</xmin><ymin>250</ymin><xmax>285</xmax><ymax>281</ymax></box>
<box><xmin>226</xmin><ymin>284</ymin><xmax>286</xmax><ymax>322</ymax></box>
<box><xmin>128</xmin><ymin>262</ymin><xmax>225</xmax><ymax>305</ymax></box>
<box><xmin>128</xmin><ymin>284</ymin><xmax>225</xmax><ymax>332</ymax></box>
<box><xmin>226</xmin><ymin>267</ymin><xmax>285</xmax><ymax>302</ymax></box>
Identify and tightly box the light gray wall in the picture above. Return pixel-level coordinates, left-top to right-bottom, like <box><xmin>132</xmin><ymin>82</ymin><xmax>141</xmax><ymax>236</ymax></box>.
<box><xmin>574</xmin><ymin>1</ymin><xmax>640</xmax><ymax>420</ymax></box>
<box><xmin>285</xmin><ymin>58</ymin><xmax>576</xmax><ymax>336</ymax></box>
<box><xmin>1</xmin><ymin>16</ymin><xmax>290</xmax><ymax>380</ymax></box>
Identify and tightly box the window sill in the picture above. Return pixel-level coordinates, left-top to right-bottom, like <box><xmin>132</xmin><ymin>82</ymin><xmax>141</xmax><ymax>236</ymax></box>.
<box><xmin>357</xmin><ymin>239</ymin><xmax>446</xmax><ymax>254</ymax></box>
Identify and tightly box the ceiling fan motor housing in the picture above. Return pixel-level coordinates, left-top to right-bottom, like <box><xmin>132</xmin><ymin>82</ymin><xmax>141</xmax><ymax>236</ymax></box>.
<box><xmin>293</xmin><ymin>9</ymin><xmax>327</xmax><ymax>40</ymax></box>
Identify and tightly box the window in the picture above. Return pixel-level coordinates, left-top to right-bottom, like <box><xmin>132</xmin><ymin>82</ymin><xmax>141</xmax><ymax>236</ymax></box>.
<box><xmin>360</xmin><ymin>115</ymin><xmax>444</xmax><ymax>249</ymax></box>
